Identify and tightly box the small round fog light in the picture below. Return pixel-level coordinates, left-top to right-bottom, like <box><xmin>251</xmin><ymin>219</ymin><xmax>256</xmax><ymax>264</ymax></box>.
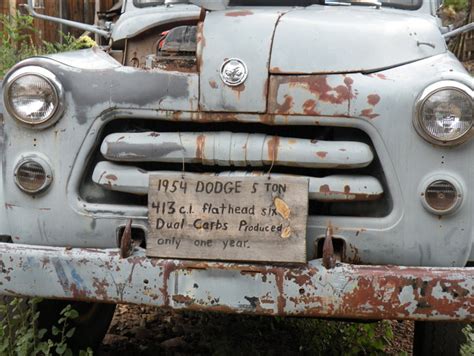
<box><xmin>14</xmin><ymin>155</ymin><xmax>52</xmax><ymax>194</ymax></box>
<box><xmin>420</xmin><ymin>176</ymin><xmax>463</xmax><ymax>215</ymax></box>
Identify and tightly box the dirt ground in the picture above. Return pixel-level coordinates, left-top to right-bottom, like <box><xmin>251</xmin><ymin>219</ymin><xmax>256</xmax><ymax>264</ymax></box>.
<box><xmin>97</xmin><ymin>305</ymin><xmax>414</xmax><ymax>355</ymax></box>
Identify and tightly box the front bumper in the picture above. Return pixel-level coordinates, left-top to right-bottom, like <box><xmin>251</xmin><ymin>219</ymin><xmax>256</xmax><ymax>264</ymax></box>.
<box><xmin>0</xmin><ymin>242</ymin><xmax>472</xmax><ymax>321</ymax></box>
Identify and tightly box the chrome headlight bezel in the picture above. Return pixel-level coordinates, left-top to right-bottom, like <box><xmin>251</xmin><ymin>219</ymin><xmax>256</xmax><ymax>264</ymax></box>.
<box><xmin>414</xmin><ymin>81</ymin><xmax>473</xmax><ymax>146</ymax></box>
<box><xmin>3</xmin><ymin>66</ymin><xmax>64</xmax><ymax>128</ymax></box>
<box><xmin>13</xmin><ymin>153</ymin><xmax>53</xmax><ymax>194</ymax></box>
<box><xmin>419</xmin><ymin>173</ymin><xmax>464</xmax><ymax>216</ymax></box>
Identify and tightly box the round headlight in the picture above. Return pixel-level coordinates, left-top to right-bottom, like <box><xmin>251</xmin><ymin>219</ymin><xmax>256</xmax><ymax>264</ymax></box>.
<box><xmin>14</xmin><ymin>154</ymin><xmax>53</xmax><ymax>194</ymax></box>
<box><xmin>4</xmin><ymin>66</ymin><xmax>64</xmax><ymax>127</ymax></box>
<box><xmin>415</xmin><ymin>81</ymin><xmax>473</xmax><ymax>145</ymax></box>
<box><xmin>420</xmin><ymin>175</ymin><xmax>463</xmax><ymax>215</ymax></box>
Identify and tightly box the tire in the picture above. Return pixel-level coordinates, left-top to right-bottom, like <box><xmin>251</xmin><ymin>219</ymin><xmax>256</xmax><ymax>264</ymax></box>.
<box><xmin>413</xmin><ymin>321</ymin><xmax>469</xmax><ymax>356</ymax></box>
<box><xmin>37</xmin><ymin>300</ymin><xmax>116</xmax><ymax>352</ymax></box>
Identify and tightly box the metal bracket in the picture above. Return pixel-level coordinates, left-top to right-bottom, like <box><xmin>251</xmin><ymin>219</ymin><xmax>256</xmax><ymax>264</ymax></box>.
<box><xmin>26</xmin><ymin>0</ymin><xmax>110</xmax><ymax>38</ymax></box>
<box><xmin>322</xmin><ymin>226</ymin><xmax>336</xmax><ymax>269</ymax></box>
<box><xmin>444</xmin><ymin>23</ymin><xmax>474</xmax><ymax>40</ymax></box>
<box><xmin>120</xmin><ymin>219</ymin><xmax>133</xmax><ymax>258</ymax></box>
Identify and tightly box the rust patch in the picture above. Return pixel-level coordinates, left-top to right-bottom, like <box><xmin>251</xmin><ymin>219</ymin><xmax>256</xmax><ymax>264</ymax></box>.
<box><xmin>316</xmin><ymin>151</ymin><xmax>328</xmax><ymax>159</ymax></box>
<box><xmin>172</xmin><ymin>111</ymin><xmax>182</xmax><ymax>121</ymax></box>
<box><xmin>41</xmin><ymin>257</ymin><xmax>50</xmax><ymax>268</ymax></box>
<box><xmin>209</xmin><ymin>80</ymin><xmax>218</xmax><ymax>89</ymax></box>
<box><xmin>225</xmin><ymin>10</ymin><xmax>254</xmax><ymax>17</ymax></box>
<box><xmin>319</xmin><ymin>185</ymin><xmax>330</xmax><ymax>193</ymax></box>
<box><xmin>199</xmin><ymin>8</ymin><xmax>206</xmax><ymax>22</ymax></box>
<box><xmin>337</xmin><ymin>275</ymin><xmax>472</xmax><ymax>320</ymax></box>
<box><xmin>70</xmin><ymin>283</ymin><xmax>88</xmax><ymax>299</ymax></box>
<box><xmin>318</xmin><ymin>185</ymin><xmax>383</xmax><ymax>201</ymax></box>
<box><xmin>92</xmin><ymin>277</ymin><xmax>109</xmax><ymax>300</ymax></box>
<box><xmin>367</xmin><ymin>94</ymin><xmax>380</xmax><ymax>106</ymax></box>
<box><xmin>345</xmin><ymin>244</ymin><xmax>362</xmax><ymax>264</ymax></box>
<box><xmin>334</xmin><ymin>85</ymin><xmax>352</xmax><ymax>103</ymax></box>
<box><xmin>322</xmin><ymin>226</ymin><xmax>336</xmax><ymax>269</ymax></box>
<box><xmin>159</xmin><ymin>261</ymin><xmax>177</xmax><ymax>307</ymax></box>
<box><xmin>105</xmin><ymin>174</ymin><xmax>118</xmax><ymax>181</ymax></box>
<box><xmin>295</xmin><ymin>76</ymin><xmax>355</xmax><ymax>104</ymax></box>
<box><xmin>196</xmin><ymin>134</ymin><xmax>206</xmax><ymax>160</ymax></box>
<box><xmin>148</xmin><ymin>132</ymin><xmax>160</xmax><ymax>137</ymax></box>
<box><xmin>275</xmin><ymin>95</ymin><xmax>294</xmax><ymax>114</ymax></box>
<box><xmin>191</xmin><ymin>112</ymin><xmax>239</xmax><ymax>123</ymax></box>
<box><xmin>259</xmin><ymin>114</ymin><xmax>275</xmax><ymax>125</ymax></box>
<box><xmin>270</xmin><ymin>75</ymin><xmax>355</xmax><ymax>115</ymax></box>
<box><xmin>367</xmin><ymin>73</ymin><xmax>389</xmax><ymax>80</ymax></box>
<box><xmin>196</xmin><ymin>22</ymin><xmax>205</xmax><ymax>70</ymax></box>
<box><xmin>155</xmin><ymin>60</ymin><xmax>197</xmax><ymax>73</ymax></box>
<box><xmin>302</xmin><ymin>99</ymin><xmax>320</xmax><ymax>116</ymax></box>
<box><xmin>262</xmin><ymin>78</ymin><xmax>269</xmax><ymax>99</ymax></box>
<box><xmin>271</xmin><ymin>67</ymin><xmax>283</xmax><ymax>73</ymax></box>
<box><xmin>344</xmin><ymin>77</ymin><xmax>354</xmax><ymax>86</ymax></box>
<box><xmin>232</xmin><ymin>83</ymin><xmax>246</xmax><ymax>99</ymax></box>
<box><xmin>232</xmin><ymin>83</ymin><xmax>246</xmax><ymax>92</ymax></box>
<box><xmin>360</xmin><ymin>109</ymin><xmax>380</xmax><ymax>119</ymax></box>
<box><xmin>120</xmin><ymin>220</ymin><xmax>133</xmax><ymax>259</ymax></box>
<box><xmin>172</xmin><ymin>294</ymin><xmax>194</xmax><ymax>304</ymax></box>
<box><xmin>4</xmin><ymin>203</ymin><xmax>15</xmax><ymax>210</ymax></box>
<box><xmin>267</xmin><ymin>136</ymin><xmax>280</xmax><ymax>161</ymax></box>
<box><xmin>274</xmin><ymin>269</ymin><xmax>286</xmax><ymax>315</ymax></box>
<box><xmin>286</xmin><ymin>269</ymin><xmax>315</xmax><ymax>288</ymax></box>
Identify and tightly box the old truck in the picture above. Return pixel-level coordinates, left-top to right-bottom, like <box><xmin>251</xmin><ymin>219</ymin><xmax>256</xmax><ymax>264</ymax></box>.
<box><xmin>0</xmin><ymin>0</ymin><xmax>473</xmax><ymax>353</ymax></box>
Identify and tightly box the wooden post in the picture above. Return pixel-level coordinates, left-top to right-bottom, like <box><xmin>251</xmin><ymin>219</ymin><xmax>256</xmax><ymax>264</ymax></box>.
<box><xmin>9</xmin><ymin>0</ymin><xmax>17</xmax><ymax>16</ymax></box>
<box><xmin>468</xmin><ymin>0</ymin><xmax>473</xmax><ymax>60</ymax></box>
<box><xmin>59</xmin><ymin>0</ymin><xmax>69</xmax><ymax>40</ymax></box>
<box><xmin>40</xmin><ymin>0</ymin><xmax>59</xmax><ymax>44</ymax></box>
<box><xmin>95</xmin><ymin>0</ymin><xmax>100</xmax><ymax>43</ymax></box>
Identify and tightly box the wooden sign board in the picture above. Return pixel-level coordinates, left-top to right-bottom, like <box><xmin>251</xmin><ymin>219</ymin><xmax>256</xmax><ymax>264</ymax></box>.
<box><xmin>147</xmin><ymin>175</ymin><xmax>308</xmax><ymax>263</ymax></box>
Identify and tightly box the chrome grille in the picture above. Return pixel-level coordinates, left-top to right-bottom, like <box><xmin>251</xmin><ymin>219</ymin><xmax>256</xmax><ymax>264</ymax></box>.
<box><xmin>81</xmin><ymin>119</ymin><xmax>390</xmax><ymax>217</ymax></box>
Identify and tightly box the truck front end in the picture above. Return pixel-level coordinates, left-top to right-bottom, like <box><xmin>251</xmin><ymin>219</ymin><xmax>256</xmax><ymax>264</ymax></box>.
<box><xmin>0</xmin><ymin>0</ymin><xmax>472</xmax><ymax>337</ymax></box>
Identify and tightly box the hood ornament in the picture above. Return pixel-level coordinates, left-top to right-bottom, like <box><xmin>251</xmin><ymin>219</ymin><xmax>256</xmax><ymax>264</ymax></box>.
<box><xmin>220</xmin><ymin>58</ymin><xmax>248</xmax><ymax>87</ymax></box>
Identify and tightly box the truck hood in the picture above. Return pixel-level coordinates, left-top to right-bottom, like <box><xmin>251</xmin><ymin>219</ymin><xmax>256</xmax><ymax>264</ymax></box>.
<box><xmin>199</xmin><ymin>6</ymin><xmax>446</xmax><ymax>113</ymax></box>
<box><xmin>270</xmin><ymin>6</ymin><xmax>446</xmax><ymax>73</ymax></box>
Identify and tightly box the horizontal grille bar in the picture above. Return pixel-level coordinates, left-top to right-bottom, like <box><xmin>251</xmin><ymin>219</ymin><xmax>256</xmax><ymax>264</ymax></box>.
<box><xmin>92</xmin><ymin>162</ymin><xmax>384</xmax><ymax>202</ymax></box>
<box><xmin>100</xmin><ymin>132</ymin><xmax>374</xmax><ymax>169</ymax></box>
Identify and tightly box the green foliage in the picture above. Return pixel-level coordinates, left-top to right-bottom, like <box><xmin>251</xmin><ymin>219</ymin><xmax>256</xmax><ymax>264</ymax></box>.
<box><xmin>41</xmin><ymin>32</ymin><xmax>97</xmax><ymax>55</ymax></box>
<box><xmin>0</xmin><ymin>12</ymin><xmax>96</xmax><ymax>77</ymax></box>
<box><xmin>460</xmin><ymin>324</ymin><xmax>474</xmax><ymax>356</ymax></box>
<box><xmin>0</xmin><ymin>297</ymin><xmax>93</xmax><ymax>356</ymax></box>
<box><xmin>0</xmin><ymin>13</ymin><xmax>37</xmax><ymax>78</ymax></box>
<box><xmin>444</xmin><ymin>0</ymin><xmax>469</xmax><ymax>11</ymax></box>
<box><xmin>273</xmin><ymin>318</ymin><xmax>393</xmax><ymax>355</ymax></box>
<box><xmin>189</xmin><ymin>311</ymin><xmax>394</xmax><ymax>355</ymax></box>
<box><xmin>280</xmin><ymin>318</ymin><xmax>393</xmax><ymax>355</ymax></box>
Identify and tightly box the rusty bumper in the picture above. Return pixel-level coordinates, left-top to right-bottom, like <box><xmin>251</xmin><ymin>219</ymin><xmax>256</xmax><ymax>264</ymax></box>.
<box><xmin>0</xmin><ymin>243</ymin><xmax>472</xmax><ymax>321</ymax></box>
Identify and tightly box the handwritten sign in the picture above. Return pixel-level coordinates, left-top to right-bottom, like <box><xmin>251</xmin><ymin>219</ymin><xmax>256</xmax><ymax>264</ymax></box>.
<box><xmin>147</xmin><ymin>175</ymin><xmax>308</xmax><ymax>263</ymax></box>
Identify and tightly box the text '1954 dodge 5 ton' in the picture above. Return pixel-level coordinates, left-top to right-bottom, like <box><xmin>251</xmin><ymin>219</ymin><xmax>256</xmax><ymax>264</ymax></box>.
<box><xmin>0</xmin><ymin>0</ymin><xmax>473</xmax><ymax>353</ymax></box>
